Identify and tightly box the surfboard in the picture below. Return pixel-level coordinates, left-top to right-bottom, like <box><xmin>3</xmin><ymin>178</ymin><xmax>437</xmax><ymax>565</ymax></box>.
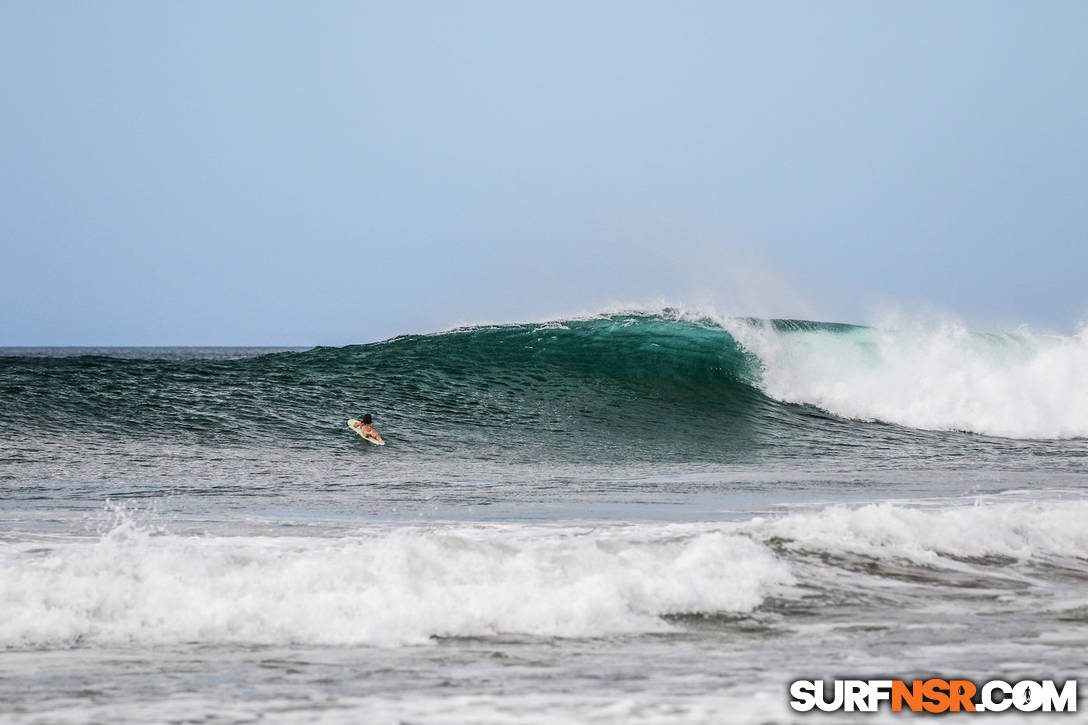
<box><xmin>347</xmin><ymin>418</ymin><xmax>385</xmax><ymax>445</ymax></box>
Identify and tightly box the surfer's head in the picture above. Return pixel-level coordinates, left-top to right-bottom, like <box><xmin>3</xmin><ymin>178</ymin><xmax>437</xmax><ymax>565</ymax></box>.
<box><xmin>362</xmin><ymin>414</ymin><xmax>373</xmax><ymax>425</ymax></box>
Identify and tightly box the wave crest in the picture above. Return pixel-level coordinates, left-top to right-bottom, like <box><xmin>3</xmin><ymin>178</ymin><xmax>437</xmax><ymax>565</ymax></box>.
<box><xmin>725</xmin><ymin>318</ymin><xmax>1088</xmax><ymax>439</ymax></box>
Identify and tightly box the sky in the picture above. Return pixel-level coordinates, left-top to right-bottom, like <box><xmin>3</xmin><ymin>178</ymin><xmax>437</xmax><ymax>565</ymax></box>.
<box><xmin>1</xmin><ymin>1</ymin><xmax>1086</xmax><ymax>345</ymax></box>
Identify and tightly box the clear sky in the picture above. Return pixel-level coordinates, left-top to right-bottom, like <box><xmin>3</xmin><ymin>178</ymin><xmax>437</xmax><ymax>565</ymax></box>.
<box><xmin>1</xmin><ymin>1</ymin><xmax>1086</xmax><ymax>345</ymax></box>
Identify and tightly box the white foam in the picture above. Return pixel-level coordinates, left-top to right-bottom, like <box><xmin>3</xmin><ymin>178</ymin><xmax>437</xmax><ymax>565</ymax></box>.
<box><xmin>6</xmin><ymin>499</ymin><xmax>1080</xmax><ymax>649</ymax></box>
<box><xmin>723</xmin><ymin>317</ymin><xmax>1088</xmax><ymax>439</ymax></box>
<box><xmin>747</xmin><ymin>499</ymin><xmax>1088</xmax><ymax>563</ymax></box>
<box><xmin>0</xmin><ymin>518</ymin><xmax>789</xmax><ymax>648</ymax></box>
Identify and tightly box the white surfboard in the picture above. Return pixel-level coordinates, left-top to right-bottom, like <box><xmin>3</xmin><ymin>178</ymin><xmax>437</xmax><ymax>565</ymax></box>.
<box><xmin>347</xmin><ymin>418</ymin><xmax>385</xmax><ymax>445</ymax></box>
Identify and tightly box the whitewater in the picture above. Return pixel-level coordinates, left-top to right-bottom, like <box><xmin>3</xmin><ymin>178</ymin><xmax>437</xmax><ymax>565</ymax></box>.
<box><xmin>2</xmin><ymin>309</ymin><xmax>1086</xmax><ymax>723</ymax></box>
<box><xmin>720</xmin><ymin>315</ymin><xmax>1088</xmax><ymax>439</ymax></box>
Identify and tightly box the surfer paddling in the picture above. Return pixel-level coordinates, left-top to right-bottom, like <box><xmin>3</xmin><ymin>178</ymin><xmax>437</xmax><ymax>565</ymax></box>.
<box><xmin>353</xmin><ymin>414</ymin><xmax>383</xmax><ymax>444</ymax></box>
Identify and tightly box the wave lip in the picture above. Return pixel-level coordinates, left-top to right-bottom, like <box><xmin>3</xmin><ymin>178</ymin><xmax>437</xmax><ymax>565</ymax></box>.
<box><xmin>724</xmin><ymin>318</ymin><xmax>1088</xmax><ymax>439</ymax></box>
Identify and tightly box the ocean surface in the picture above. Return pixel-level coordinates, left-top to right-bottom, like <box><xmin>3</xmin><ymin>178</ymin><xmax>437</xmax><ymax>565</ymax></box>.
<box><xmin>2</xmin><ymin>309</ymin><xmax>1086</xmax><ymax>723</ymax></box>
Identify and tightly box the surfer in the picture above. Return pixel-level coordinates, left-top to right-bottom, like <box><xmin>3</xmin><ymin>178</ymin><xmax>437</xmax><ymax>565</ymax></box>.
<box><xmin>356</xmin><ymin>414</ymin><xmax>383</xmax><ymax>443</ymax></box>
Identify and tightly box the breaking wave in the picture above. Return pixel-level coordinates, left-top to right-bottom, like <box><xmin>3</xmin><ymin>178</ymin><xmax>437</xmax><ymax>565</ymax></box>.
<box><xmin>2</xmin><ymin>309</ymin><xmax>1086</xmax><ymax>459</ymax></box>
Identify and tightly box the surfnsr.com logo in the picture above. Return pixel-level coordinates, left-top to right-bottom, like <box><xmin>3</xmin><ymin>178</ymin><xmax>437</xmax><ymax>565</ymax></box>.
<box><xmin>789</xmin><ymin>679</ymin><xmax>1078</xmax><ymax>713</ymax></box>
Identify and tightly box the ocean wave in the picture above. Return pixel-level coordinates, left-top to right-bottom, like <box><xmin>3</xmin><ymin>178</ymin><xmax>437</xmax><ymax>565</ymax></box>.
<box><xmin>724</xmin><ymin>316</ymin><xmax>1088</xmax><ymax>439</ymax></box>
<box><xmin>3</xmin><ymin>498</ymin><xmax>1085</xmax><ymax>649</ymax></box>
<box><xmin>747</xmin><ymin>498</ymin><xmax>1088</xmax><ymax>562</ymax></box>
<box><xmin>2</xmin><ymin>308</ymin><xmax>1086</xmax><ymax>449</ymax></box>
<box><xmin>0</xmin><ymin>514</ymin><xmax>789</xmax><ymax>648</ymax></box>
